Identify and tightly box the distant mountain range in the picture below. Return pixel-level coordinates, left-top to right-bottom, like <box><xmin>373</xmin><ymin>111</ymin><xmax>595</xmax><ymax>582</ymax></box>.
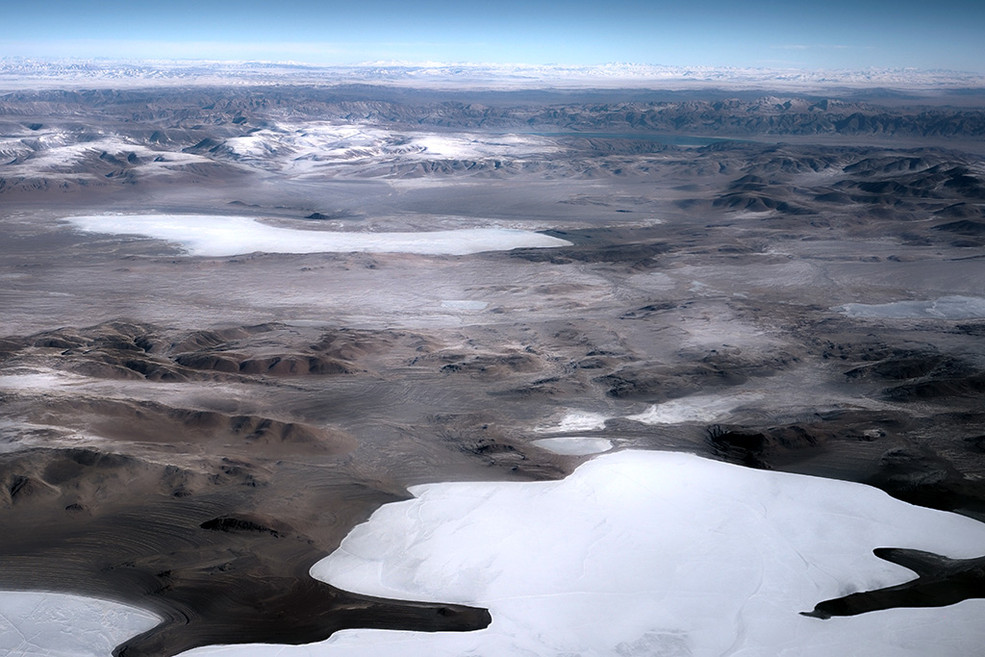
<box><xmin>1</xmin><ymin>58</ymin><xmax>983</xmax><ymax>92</ymax></box>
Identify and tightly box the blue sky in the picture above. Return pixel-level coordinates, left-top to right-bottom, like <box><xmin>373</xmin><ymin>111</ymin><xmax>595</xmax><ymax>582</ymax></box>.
<box><xmin>2</xmin><ymin>0</ymin><xmax>983</xmax><ymax>72</ymax></box>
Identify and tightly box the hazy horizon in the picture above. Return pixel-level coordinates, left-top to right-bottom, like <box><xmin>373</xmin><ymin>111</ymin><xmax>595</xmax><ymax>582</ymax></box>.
<box><xmin>2</xmin><ymin>0</ymin><xmax>984</xmax><ymax>74</ymax></box>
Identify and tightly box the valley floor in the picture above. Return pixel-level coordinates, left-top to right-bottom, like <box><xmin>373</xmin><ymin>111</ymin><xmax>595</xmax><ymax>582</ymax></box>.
<box><xmin>1</xmin><ymin>83</ymin><xmax>984</xmax><ymax>655</ymax></box>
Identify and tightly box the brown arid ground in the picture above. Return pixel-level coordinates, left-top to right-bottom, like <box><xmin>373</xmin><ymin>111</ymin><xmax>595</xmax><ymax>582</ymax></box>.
<box><xmin>1</xmin><ymin>82</ymin><xmax>985</xmax><ymax>654</ymax></box>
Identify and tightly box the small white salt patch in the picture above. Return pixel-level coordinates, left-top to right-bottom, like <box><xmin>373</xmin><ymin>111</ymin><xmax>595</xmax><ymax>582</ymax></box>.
<box><xmin>627</xmin><ymin>392</ymin><xmax>764</xmax><ymax>425</ymax></box>
<box><xmin>532</xmin><ymin>437</ymin><xmax>612</xmax><ymax>455</ymax></box>
<box><xmin>534</xmin><ymin>409</ymin><xmax>611</xmax><ymax>433</ymax></box>
<box><xmin>440</xmin><ymin>300</ymin><xmax>488</xmax><ymax>311</ymax></box>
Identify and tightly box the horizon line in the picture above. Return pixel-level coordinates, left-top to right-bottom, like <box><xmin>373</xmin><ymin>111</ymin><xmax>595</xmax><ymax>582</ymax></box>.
<box><xmin>2</xmin><ymin>56</ymin><xmax>984</xmax><ymax>76</ymax></box>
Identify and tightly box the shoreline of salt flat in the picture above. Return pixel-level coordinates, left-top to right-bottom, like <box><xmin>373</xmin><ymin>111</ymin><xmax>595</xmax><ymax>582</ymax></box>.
<box><xmin>65</xmin><ymin>214</ymin><xmax>573</xmax><ymax>257</ymax></box>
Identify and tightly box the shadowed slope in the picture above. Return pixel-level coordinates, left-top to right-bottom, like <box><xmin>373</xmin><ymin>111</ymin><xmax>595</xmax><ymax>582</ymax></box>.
<box><xmin>115</xmin><ymin>579</ymin><xmax>490</xmax><ymax>657</ymax></box>
<box><xmin>803</xmin><ymin>548</ymin><xmax>985</xmax><ymax>619</ymax></box>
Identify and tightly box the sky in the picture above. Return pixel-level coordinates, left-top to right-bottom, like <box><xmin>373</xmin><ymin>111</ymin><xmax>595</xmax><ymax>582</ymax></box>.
<box><xmin>1</xmin><ymin>0</ymin><xmax>984</xmax><ymax>72</ymax></box>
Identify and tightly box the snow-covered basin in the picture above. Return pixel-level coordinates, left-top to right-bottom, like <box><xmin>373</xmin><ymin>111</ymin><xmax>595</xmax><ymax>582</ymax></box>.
<box><xmin>0</xmin><ymin>591</ymin><xmax>159</xmax><ymax>657</ymax></box>
<box><xmin>186</xmin><ymin>450</ymin><xmax>985</xmax><ymax>657</ymax></box>
<box><xmin>8</xmin><ymin>450</ymin><xmax>985</xmax><ymax>656</ymax></box>
<box><xmin>66</xmin><ymin>214</ymin><xmax>572</xmax><ymax>256</ymax></box>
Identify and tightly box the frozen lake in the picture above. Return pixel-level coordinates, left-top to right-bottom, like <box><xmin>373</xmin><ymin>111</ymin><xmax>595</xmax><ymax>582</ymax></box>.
<box><xmin>66</xmin><ymin>214</ymin><xmax>573</xmax><ymax>257</ymax></box>
<box><xmin>0</xmin><ymin>591</ymin><xmax>159</xmax><ymax>657</ymax></box>
<box><xmin>6</xmin><ymin>450</ymin><xmax>985</xmax><ymax>657</ymax></box>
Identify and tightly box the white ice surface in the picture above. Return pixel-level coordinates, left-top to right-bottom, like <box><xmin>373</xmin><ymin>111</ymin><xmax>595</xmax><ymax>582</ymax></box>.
<box><xmin>534</xmin><ymin>408</ymin><xmax>611</xmax><ymax>433</ymax></box>
<box><xmin>175</xmin><ymin>450</ymin><xmax>985</xmax><ymax>657</ymax></box>
<box><xmin>66</xmin><ymin>214</ymin><xmax>572</xmax><ymax>257</ymax></box>
<box><xmin>627</xmin><ymin>391</ymin><xmax>766</xmax><ymax>425</ymax></box>
<box><xmin>839</xmin><ymin>296</ymin><xmax>985</xmax><ymax>320</ymax></box>
<box><xmin>531</xmin><ymin>436</ymin><xmax>612</xmax><ymax>455</ymax></box>
<box><xmin>0</xmin><ymin>591</ymin><xmax>159</xmax><ymax>657</ymax></box>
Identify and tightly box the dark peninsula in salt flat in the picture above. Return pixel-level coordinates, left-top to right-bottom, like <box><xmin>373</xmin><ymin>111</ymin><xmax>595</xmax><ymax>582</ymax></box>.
<box><xmin>1</xmin><ymin>67</ymin><xmax>985</xmax><ymax>656</ymax></box>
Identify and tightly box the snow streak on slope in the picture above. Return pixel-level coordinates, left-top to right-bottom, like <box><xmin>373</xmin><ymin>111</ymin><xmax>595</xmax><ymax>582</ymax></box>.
<box><xmin>0</xmin><ymin>122</ymin><xmax>559</xmax><ymax>184</ymax></box>
<box><xmin>0</xmin><ymin>127</ymin><xmax>213</xmax><ymax>181</ymax></box>
<box><xmin>217</xmin><ymin>123</ymin><xmax>559</xmax><ymax>178</ymax></box>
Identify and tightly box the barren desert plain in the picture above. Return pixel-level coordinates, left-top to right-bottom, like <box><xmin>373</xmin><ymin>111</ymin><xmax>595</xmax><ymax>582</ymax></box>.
<box><xmin>1</xmin><ymin>66</ymin><xmax>985</xmax><ymax>656</ymax></box>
